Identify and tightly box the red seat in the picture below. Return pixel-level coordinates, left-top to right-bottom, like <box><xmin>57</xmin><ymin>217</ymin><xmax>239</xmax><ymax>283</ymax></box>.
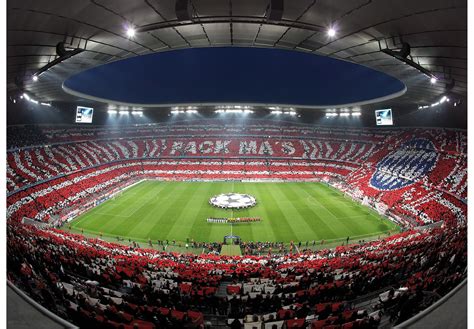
<box><xmin>286</xmin><ymin>318</ymin><xmax>305</xmax><ymax>328</ymax></box>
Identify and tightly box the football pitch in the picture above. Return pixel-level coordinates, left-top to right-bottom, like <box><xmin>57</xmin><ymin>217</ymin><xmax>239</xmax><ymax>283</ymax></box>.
<box><xmin>68</xmin><ymin>180</ymin><xmax>399</xmax><ymax>244</ymax></box>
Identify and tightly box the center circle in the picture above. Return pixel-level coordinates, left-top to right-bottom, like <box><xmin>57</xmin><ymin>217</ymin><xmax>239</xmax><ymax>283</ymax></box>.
<box><xmin>209</xmin><ymin>193</ymin><xmax>257</xmax><ymax>209</ymax></box>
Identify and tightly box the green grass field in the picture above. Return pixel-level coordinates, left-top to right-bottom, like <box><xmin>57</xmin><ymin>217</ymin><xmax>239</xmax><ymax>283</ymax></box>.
<box><xmin>68</xmin><ymin>180</ymin><xmax>399</xmax><ymax>244</ymax></box>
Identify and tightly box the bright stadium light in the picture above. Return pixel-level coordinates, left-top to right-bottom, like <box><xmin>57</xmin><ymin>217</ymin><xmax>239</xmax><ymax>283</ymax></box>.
<box><xmin>32</xmin><ymin>75</ymin><xmax>38</xmax><ymax>82</ymax></box>
<box><xmin>351</xmin><ymin>112</ymin><xmax>361</xmax><ymax>116</ymax></box>
<box><xmin>243</xmin><ymin>109</ymin><xmax>254</xmax><ymax>114</ymax></box>
<box><xmin>186</xmin><ymin>109</ymin><xmax>198</xmax><ymax>113</ymax></box>
<box><xmin>430</xmin><ymin>76</ymin><xmax>437</xmax><ymax>84</ymax></box>
<box><xmin>271</xmin><ymin>110</ymin><xmax>283</xmax><ymax>115</ymax></box>
<box><xmin>327</xmin><ymin>27</ymin><xmax>336</xmax><ymax>37</ymax></box>
<box><xmin>108</xmin><ymin>110</ymin><xmax>118</xmax><ymax>114</ymax></box>
<box><xmin>40</xmin><ymin>102</ymin><xmax>51</xmax><ymax>107</ymax></box>
<box><xmin>340</xmin><ymin>112</ymin><xmax>350</xmax><ymax>117</ymax></box>
<box><xmin>126</xmin><ymin>26</ymin><xmax>136</xmax><ymax>38</ymax></box>
<box><xmin>119</xmin><ymin>110</ymin><xmax>128</xmax><ymax>115</ymax></box>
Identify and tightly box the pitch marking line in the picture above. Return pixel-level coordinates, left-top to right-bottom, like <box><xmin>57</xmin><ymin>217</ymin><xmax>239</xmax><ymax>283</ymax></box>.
<box><xmin>336</xmin><ymin>214</ymin><xmax>378</xmax><ymax>220</ymax></box>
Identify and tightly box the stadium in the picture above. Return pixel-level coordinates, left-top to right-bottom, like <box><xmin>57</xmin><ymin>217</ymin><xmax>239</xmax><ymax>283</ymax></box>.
<box><xmin>6</xmin><ymin>1</ymin><xmax>467</xmax><ymax>329</ymax></box>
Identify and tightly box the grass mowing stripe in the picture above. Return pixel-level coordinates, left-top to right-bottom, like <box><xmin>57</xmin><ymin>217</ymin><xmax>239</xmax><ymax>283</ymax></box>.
<box><xmin>126</xmin><ymin>182</ymin><xmax>173</xmax><ymax>237</ymax></box>
<box><xmin>162</xmin><ymin>183</ymin><xmax>202</xmax><ymax>240</ymax></box>
<box><xmin>146</xmin><ymin>182</ymin><xmax>195</xmax><ymax>240</ymax></box>
<box><xmin>300</xmin><ymin>184</ymin><xmax>379</xmax><ymax>237</ymax></box>
<box><xmin>166</xmin><ymin>183</ymin><xmax>211</xmax><ymax>240</ymax></box>
<box><xmin>231</xmin><ymin>183</ymin><xmax>256</xmax><ymax>241</ymax></box>
<box><xmin>273</xmin><ymin>184</ymin><xmax>318</xmax><ymax>241</ymax></box>
<box><xmin>244</xmin><ymin>183</ymin><xmax>281</xmax><ymax>242</ymax></box>
<box><xmin>261</xmin><ymin>183</ymin><xmax>298</xmax><ymax>242</ymax></box>
<box><xmin>279</xmin><ymin>183</ymin><xmax>326</xmax><ymax>241</ymax></box>
<box><xmin>71</xmin><ymin>181</ymin><xmax>150</xmax><ymax>230</ymax></box>
<box><xmin>126</xmin><ymin>182</ymin><xmax>182</xmax><ymax>240</ymax></box>
<box><xmin>298</xmin><ymin>184</ymin><xmax>342</xmax><ymax>220</ymax></box>
<box><xmin>290</xmin><ymin>183</ymin><xmax>343</xmax><ymax>239</ymax></box>
<box><xmin>188</xmin><ymin>183</ymin><xmax>223</xmax><ymax>242</ymax></box>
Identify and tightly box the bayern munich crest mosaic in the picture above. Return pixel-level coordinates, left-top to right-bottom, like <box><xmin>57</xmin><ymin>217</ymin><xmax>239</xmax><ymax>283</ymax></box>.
<box><xmin>369</xmin><ymin>139</ymin><xmax>439</xmax><ymax>191</ymax></box>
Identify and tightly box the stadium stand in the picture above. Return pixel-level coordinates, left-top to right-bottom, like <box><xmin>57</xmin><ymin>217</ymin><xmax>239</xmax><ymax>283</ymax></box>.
<box><xmin>6</xmin><ymin>121</ymin><xmax>467</xmax><ymax>328</ymax></box>
<box><xmin>7</xmin><ymin>122</ymin><xmax>467</xmax><ymax>226</ymax></box>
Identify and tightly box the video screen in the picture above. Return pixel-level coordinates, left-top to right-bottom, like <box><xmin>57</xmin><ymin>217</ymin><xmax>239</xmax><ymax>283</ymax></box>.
<box><xmin>375</xmin><ymin>108</ymin><xmax>393</xmax><ymax>126</ymax></box>
<box><xmin>76</xmin><ymin>106</ymin><xmax>94</xmax><ymax>123</ymax></box>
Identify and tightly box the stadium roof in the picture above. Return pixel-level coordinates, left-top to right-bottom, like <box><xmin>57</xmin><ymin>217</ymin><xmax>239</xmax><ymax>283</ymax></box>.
<box><xmin>7</xmin><ymin>0</ymin><xmax>467</xmax><ymax>109</ymax></box>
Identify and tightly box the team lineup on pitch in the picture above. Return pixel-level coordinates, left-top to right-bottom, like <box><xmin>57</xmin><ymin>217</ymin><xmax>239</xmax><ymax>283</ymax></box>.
<box><xmin>68</xmin><ymin>180</ymin><xmax>399</xmax><ymax>245</ymax></box>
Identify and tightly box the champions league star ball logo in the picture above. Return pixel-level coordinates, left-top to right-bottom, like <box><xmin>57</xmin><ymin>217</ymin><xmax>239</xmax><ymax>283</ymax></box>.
<box><xmin>370</xmin><ymin>139</ymin><xmax>438</xmax><ymax>191</ymax></box>
<box><xmin>210</xmin><ymin>193</ymin><xmax>257</xmax><ymax>209</ymax></box>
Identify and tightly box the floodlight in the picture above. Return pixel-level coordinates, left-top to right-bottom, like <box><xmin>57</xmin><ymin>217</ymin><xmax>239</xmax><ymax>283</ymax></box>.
<box><xmin>126</xmin><ymin>27</ymin><xmax>136</xmax><ymax>38</ymax></box>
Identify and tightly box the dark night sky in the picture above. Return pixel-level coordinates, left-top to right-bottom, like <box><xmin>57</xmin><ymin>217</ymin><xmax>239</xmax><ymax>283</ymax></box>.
<box><xmin>64</xmin><ymin>47</ymin><xmax>405</xmax><ymax>106</ymax></box>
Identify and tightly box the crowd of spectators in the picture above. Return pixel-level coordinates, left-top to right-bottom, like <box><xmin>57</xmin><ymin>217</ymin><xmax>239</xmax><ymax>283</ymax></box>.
<box><xmin>6</xmin><ymin>122</ymin><xmax>468</xmax><ymax>328</ymax></box>
<box><xmin>7</xmin><ymin>220</ymin><xmax>466</xmax><ymax>328</ymax></box>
